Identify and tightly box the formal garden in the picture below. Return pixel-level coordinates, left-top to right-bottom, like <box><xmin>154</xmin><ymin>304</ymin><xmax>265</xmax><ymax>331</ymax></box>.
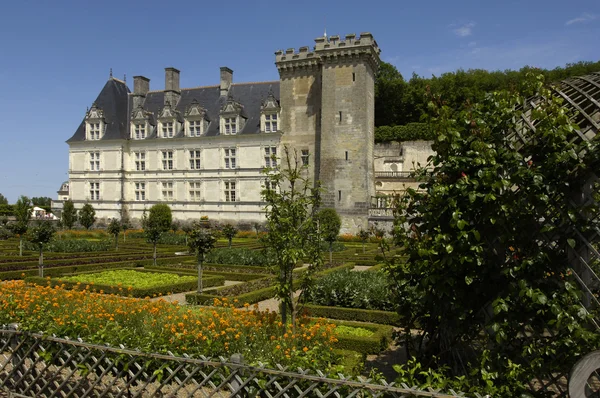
<box><xmin>0</xmin><ymin>72</ymin><xmax>599</xmax><ymax>397</ymax></box>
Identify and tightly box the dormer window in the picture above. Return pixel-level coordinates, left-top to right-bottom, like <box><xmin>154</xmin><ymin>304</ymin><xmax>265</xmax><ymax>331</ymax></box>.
<box><xmin>264</xmin><ymin>114</ymin><xmax>278</xmax><ymax>132</ymax></box>
<box><xmin>134</xmin><ymin>123</ymin><xmax>146</xmax><ymax>139</ymax></box>
<box><xmin>260</xmin><ymin>90</ymin><xmax>281</xmax><ymax>133</ymax></box>
<box><xmin>189</xmin><ymin>120</ymin><xmax>202</xmax><ymax>136</ymax></box>
<box><xmin>224</xmin><ymin>118</ymin><xmax>237</xmax><ymax>135</ymax></box>
<box><xmin>131</xmin><ymin>105</ymin><xmax>152</xmax><ymax>140</ymax></box>
<box><xmin>158</xmin><ymin>102</ymin><xmax>180</xmax><ymax>139</ymax></box>
<box><xmin>89</xmin><ymin>123</ymin><xmax>101</xmax><ymax>140</ymax></box>
<box><xmin>185</xmin><ymin>99</ymin><xmax>209</xmax><ymax>137</ymax></box>
<box><xmin>85</xmin><ymin>103</ymin><xmax>105</xmax><ymax>140</ymax></box>
<box><xmin>161</xmin><ymin>121</ymin><xmax>174</xmax><ymax>138</ymax></box>
<box><xmin>220</xmin><ymin>95</ymin><xmax>246</xmax><ymax>136</ymax></box>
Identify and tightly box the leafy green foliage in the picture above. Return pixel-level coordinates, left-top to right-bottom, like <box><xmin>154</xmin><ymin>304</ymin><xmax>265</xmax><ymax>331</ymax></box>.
<box><xmin>375</xmin><ymin>60</ymin><xmax>600</xmax><ymax>129</ymax></box>
<box><xmin>388</xmin><ymin>73</ymin><xmax>600</xmax><ymax>396</ymax></box>
<box><xmin>221</xmin><ymin>224</ymin><xmax>237</xmax><ymax>248</ymax></box>
<box><xmin>27</xmin><ymin>221</ymin><xmax>56</xmax><ymax>277</ymax></box>
<box><xmin>334</xmin><ymin>325</ymin><xmax>374</xmax><ymax>337</ymax></box>
<box><xmin>61</xmin><ymin>200</ymin><xmax>77</xmax><ymax>229</ymax></box>
<box><xmin>357</xmin><ymin>229</ymin><xmax>370</xmax><ymax>254</ymax></box>
<box><xmin>0</xmin><ymin>193</ymin><xmax>8</xmax><ymax>205</ymax></box>
<box><xmin>0</xmin><ymin>204</ymin><xmax>14</xmax><ymax>216</ymax></box>
<box><xmin>374</xmin><ymin>123</ymin><xmax>434</xmax><ymax>142</ymax></box>
<box><xmin>11</xmin><ymin>196</ymin><xmax>32</xmax><ymax>256</ymax></box>
<box><xmin>31</xmin><ymin>197</ymin><xmax>52</xmax><ymax>207</ymax></box>
<box><xmin>188</xmin><ymin>224</ymin><xmax>217</xmax><ymax>293</ymax></box>
<box><xmin>60</xmin><ymin>269</ymin><xmax>196</xmax><ymax>289</ymax></box>
<box><xmin>143</xmin><ymin>204</ymin><xmax>173</xmax><ymax>266</ymax></box>
<box><xmin>22</xmin><ymin>238</ymin><xmax>111</xmax><ymax>253</ymax></box>
<box><xmin>107</xmin><ymin>218</ymin><xmax>121</xmax><ymax>250</ymax></box>
<box><xmin>304</xmin><ymin>269</ymin><xmax>395</xmax><ymax>311</ymax></box>
<box><xmin>205</xmin><ymin>247</ymin><xmax>267</xmax><ymax>266</ymax></box>
<box><xmin>78</xmin><ymin>204</ymin><xmax>96</xmax><ymax>230</ymax></box>
<box><xmin>0</xmin><ymin>226</ymin><xmax>14</xmax><ymax>240</ymax></box>
<box><xmin>261</xmin><ymin>146</ymin><xmax>323</xmax><ymax>328</ymax></box>
<box><xmin>317</xmin><ymin>208</ymin><xmax>341</xmax><ymax>263</ymax></box>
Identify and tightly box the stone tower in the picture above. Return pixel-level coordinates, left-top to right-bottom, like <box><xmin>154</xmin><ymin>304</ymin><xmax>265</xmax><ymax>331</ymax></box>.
<box><xmin>276</xmin><ymin>32</ymin><xmax>381</xmax><ymax>232</ymax></box>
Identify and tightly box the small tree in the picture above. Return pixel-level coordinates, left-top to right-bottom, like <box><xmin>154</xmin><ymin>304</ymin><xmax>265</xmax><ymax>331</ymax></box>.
<box><xmin>317</xmin><ymin>208</ymin><xmax>341</xmax><ymax>264</ymax></box>
<box><xmin>181</xmin><ymin>222</ymin><xmax>193</xmax><ymax>245</ymax></box>
<box><xmin>253</xmin><ymin>222</ymin><xmax>261</xmax><ymax>238</ymax></box>
<box><xmin>357</xmin><ymin>228</ymin><xmax>370</xmax><ymax>254</ymax></box>
<box><xmin>78</xmin><ymin>203</ymin><xmax>96</xmax><ymax>230</ymax></box>
<box><xmin>27</xmin><ymin>222</ymin><xmax>55</xmax><ymax>277</ymax></box>
<box><xmin>188</xmin><ymin>224</ymin><xmax>217</xmax><ymax>293</ymax></box>
<box><xmin>12</xmin><ymin>195</ymin><xmax>32</xmax><ymax>256</ymax></box>
<box><xmin>221</xmin><ymin>224</ymin><xmax>237</xmax><ymax>248</ymax></box>
<box><xmin>0</xmin><ymin>193</ymin><xmax>8</xmax><ymax>205</ymax></box>
<box><xmin>61</xmin><ymin>200</ymin><xmax>77</xmax><ymax>230</ymax></box>
<box><xmin>143</xmin><ymin>204</ymin><xmax>172</xmax><ymax>266</ymax></box>
<box><xmin>171</xmin><ymin>220</ymin><xmax>181</xmax><ymax>233</ymax></box>
<box><xmin>120</xmin><ymin>206</ymin><xmax>131</xmax><ymax>242</ymax></box>
<box><xmin>107</xmin><ymin>218</ymin><xmax>121</xmax><ymax>250</ymax></box>
<box><xmin>262</xmin><ymin>146</ymin><xmax>323</xmax><ymax>329</ymax></box>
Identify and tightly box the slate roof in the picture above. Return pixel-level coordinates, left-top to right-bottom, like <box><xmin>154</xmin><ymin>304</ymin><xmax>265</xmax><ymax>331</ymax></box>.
<box><xmin>67</xmin><ymin>78</ymin><xmax>130</xmax><ymax>142</ymax></box>
<box><xmin>67</xmin><ymin>79</ymin><xmax>280</xmax><ymax>142</ymax></box>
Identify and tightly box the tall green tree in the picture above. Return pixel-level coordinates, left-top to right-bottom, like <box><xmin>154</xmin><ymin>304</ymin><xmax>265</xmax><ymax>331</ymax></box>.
<box><xmin>78</xmin><ymin>204</ymin><xmax>96</xmax><ymax>230</ymax></box>
<box><xmin>374</xmin><ymin>60</ymin><xmax>600</xmax><ymax>131</ymax></box>
<box><xmin>11</xmin><ymin>195</ymin><xmax>32</xmax><ymax>256</ymax></box>
<box><xmin>143</xmin><ymin>204</ymin><xmax>172</xmax><ymax>266</ymax></box>
<box><xmin>31</xmin><ymin>197</ymin><xmax>52</xmax><ymax>208</ymax></box>
<box><xmin>375</xmin><ymin>62</ymin><xmax>407</xmax><ymax>127</ymax></box>
<box><xmin>61</xmin><ymin>200</ymin><xmax>77</xmax><ymax>229</ymax></box>
<box><xmin>0</xmin><ymin>193</ymin><xmax>8</xmax><ymax>205</ymax></box>
<box><xmin>388</xmin><ymin>74</ymin><xmax>600</xmax><ymax>396</ymax></box>
<box><xmin>316</xmin><ymin>208</ymin><xmax>341</xmax><ymax>264</ymax></box>
<box><xmin>261</xmin><ymin>146</ymin><xmax>323</xmax><ymax>329</ymax></box>
<box><xmin>107</xmin><ymin>218</ymin><xmax>121</xmax><ymax>251</ymax></box>
<box><xmin>221</xmin><ymin>224</ymin><xmax>237</xmax><ymax>248</ymax></box>
<box><xmin>27</xmin><ymin>222</ymin><xmax>55</xmax><ymax>277</ymax></box>
<box><xmin>187</xmin><ymin>224</ymin><xmax>217</xmax><ymax>293</ymax></box>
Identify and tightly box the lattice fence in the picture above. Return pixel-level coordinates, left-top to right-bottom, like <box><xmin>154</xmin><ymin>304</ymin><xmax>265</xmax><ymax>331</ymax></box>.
<box><xmin>0</xmin><ymin>327</ymin><xmax>482</xmax><ymax>398</ymax></box>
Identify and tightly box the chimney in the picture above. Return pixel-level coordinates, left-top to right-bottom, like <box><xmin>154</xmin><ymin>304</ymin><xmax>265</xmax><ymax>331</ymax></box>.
<box><xmin>220</xmin><ymin>67</ymin><xmax>233</xmax><ymax>97</ymax></box>
<box><xmin>164</xmin><ymin>67</ymin><xmax>181</xmax><ymax>106</ymax></box>
<box><xmin>133</xmin><ymin>76</ymin><xmax>150</xmax><ymax>109</ymax></box>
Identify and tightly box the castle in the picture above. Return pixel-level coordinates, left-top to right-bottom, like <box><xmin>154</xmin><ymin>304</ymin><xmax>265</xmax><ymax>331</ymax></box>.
<box><xmin>61</xmin><ymin>32</ymin><xmax>423</xmax><ymax>232</ymax></box>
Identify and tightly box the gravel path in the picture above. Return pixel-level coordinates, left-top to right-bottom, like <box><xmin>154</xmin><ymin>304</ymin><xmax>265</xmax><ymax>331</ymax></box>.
<box><xmin>150</xmin><ymin>280</ymin><xmax>242</xmax><ymax>304</ymax></box>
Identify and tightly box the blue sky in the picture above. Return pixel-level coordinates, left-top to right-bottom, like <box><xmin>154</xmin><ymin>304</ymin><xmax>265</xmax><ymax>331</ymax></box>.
<box><xmin>0</xmin><ymin>0</ymin><xmax>598</xmax><ymax>203</ymax></box>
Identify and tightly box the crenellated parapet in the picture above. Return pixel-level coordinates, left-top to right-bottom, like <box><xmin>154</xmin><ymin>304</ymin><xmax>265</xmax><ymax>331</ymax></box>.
<box><xmin>275</xmin><ymin>46</ymin><xmax>320</xmax><ymax>75</ymax></box>
<box><xmin>275</xmin><ymin>32</ymin><xmax>381</xmax><ymax>74</ymax></box>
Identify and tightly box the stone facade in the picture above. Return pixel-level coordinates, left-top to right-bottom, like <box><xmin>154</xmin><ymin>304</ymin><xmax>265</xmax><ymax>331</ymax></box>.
<box><xmin>63</xmin><ymin>32</ymin><xmax>387</xmax><ymax>233</ymax></box>
<box><xmin>374</xmin><ymin>140</ymin><xmax>434</xmax><ymax>195</ymax></box>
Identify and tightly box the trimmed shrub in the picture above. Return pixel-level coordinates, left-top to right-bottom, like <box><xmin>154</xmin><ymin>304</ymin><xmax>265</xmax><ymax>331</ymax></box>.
<box><xmin>22</xmin><ymin>238</ymin><xmax>112</xmax><ymax>253</ymax></box>
<box><xmin>329</xmin><ymin>320</ymin><xmax>394</xmax><ymax>354</ymax></box>
<box><xmin>303</xmin><ymin>304</ymin><xmax>400</xmax><ymax>325</ymax></box>
<box><xmin>205</xmin><ymin>248</ymin><xmax>267</xmax><ymax>266</ymax></box>
<box><xmin>374</xmin><ymin>122</ymin><xmax>434</xmax><ymax>143</ymax></box>
<box><xmin>304</xmin><ymin>269</ymin><xmax>395</xmax><ymax>311</ymax></box>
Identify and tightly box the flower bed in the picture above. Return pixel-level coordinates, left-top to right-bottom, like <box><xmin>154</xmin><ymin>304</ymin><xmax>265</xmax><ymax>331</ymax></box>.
<box><xmin>25</xmin><ymin>269</ymin><xmax>225</xmax><ymax>298</ymax></box>
<box><xmin>0</xmin><ymin>281</ymin><xmax>340</xmax><ymax>371</ymax></box>
<box><xmin>0</xmin><ymin>255</ymin><xmax>193</xmax><ymax>280</ymax></box>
